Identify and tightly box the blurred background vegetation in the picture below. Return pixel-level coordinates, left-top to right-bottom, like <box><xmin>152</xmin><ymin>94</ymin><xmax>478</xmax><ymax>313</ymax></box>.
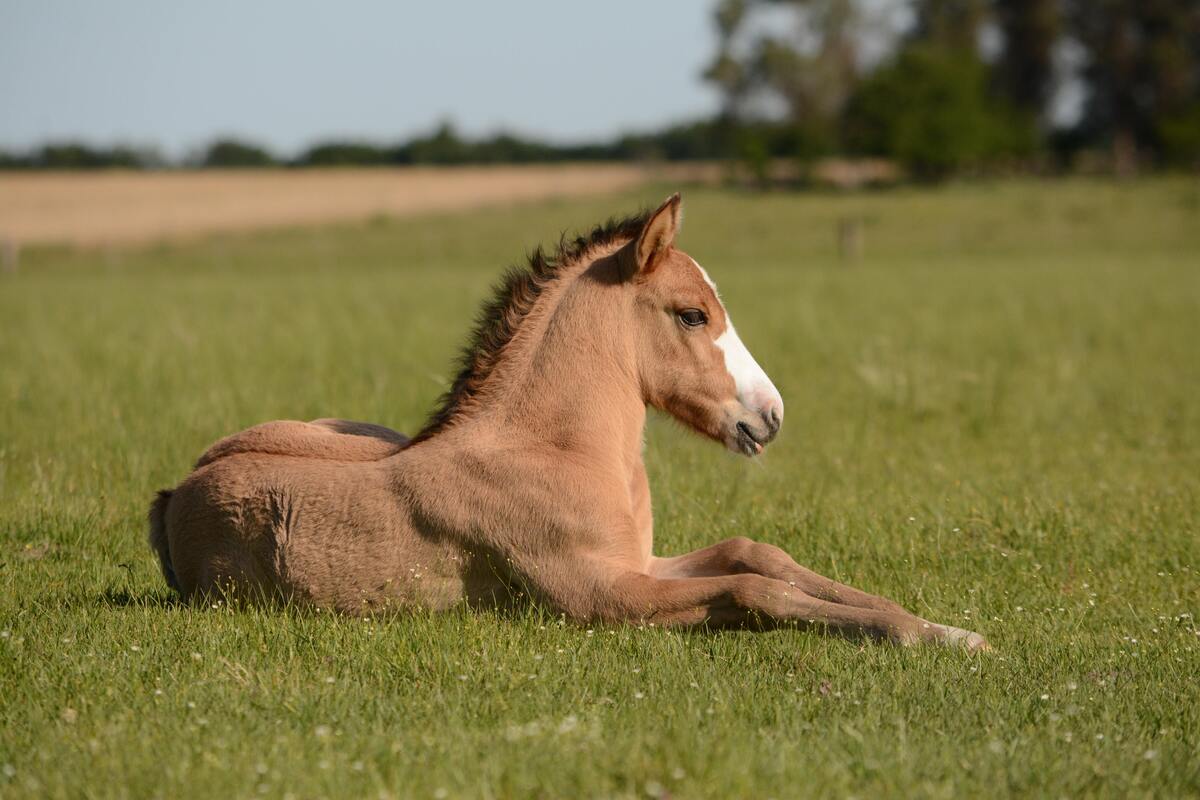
<box><xmin>3</xmin><ymin>0</ymin><xmax>1197</xmax><ymax>180</ymax></box>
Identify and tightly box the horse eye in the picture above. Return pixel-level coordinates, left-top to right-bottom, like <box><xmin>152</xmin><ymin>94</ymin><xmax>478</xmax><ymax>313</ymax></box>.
<box><xmin>677</xmin><ymin>308</ymin><xmax>707</xmax><ymax>328</ymax></box>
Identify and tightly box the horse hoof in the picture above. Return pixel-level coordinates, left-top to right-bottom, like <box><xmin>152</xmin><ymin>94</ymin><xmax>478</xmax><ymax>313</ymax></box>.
<box><xmin>940</xmin><ymin>625</ymin><xmax>991</xmax><ymax>652</ymax></box>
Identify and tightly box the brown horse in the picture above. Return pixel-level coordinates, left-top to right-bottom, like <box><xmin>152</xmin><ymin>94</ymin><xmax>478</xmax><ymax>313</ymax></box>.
<box><xmin>149</xmin><ymin>194</ymin><xmax>987</xmax><ymax>650</ymax></box>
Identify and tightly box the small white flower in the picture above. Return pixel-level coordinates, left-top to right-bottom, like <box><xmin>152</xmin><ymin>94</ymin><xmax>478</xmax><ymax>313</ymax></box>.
<box><xmin>634</xmin><ymin>691</ymin><xmax>645</xmax><ymax>699</ymax></box>
<box><xmin>1040</xmin><ymin>694</ymin><xmax>1050</xmax><ymax>700</ymax></box>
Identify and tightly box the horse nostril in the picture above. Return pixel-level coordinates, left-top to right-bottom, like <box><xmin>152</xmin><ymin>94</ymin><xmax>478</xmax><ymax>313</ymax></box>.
<box><xmin>763</xmin><ymin>407</ymin><xmax>781</xmax><ymax>439</ymax></box>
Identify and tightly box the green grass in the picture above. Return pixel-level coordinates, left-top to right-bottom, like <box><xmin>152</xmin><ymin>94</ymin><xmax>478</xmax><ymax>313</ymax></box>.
<box><xmin>2</xmin><ymin>177</ymin><xmax>1199</xmax><ymax>798</ymax></box>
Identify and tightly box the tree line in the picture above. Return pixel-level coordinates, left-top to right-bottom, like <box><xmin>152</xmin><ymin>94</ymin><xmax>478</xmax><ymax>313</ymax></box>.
<box><xmin>3</xmin><ymin>1</ymin><xmax>1196</xmax><ymax>177</ymax></box>
<box><xmin>0</xmin><ymin>120</ymin><xmax>729</xmax><ymax>172</ymax></box>
<box><xmin>705</xmin><ymin>0</ymin><xmax>1200</xmax><ymax>176</ymax></box>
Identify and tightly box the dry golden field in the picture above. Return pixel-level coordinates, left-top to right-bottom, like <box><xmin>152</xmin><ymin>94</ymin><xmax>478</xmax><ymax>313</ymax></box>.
<box><xmin>0</xmin><ymin>163</ymin><xmax>717</xmax><ymax>249</ymax></box>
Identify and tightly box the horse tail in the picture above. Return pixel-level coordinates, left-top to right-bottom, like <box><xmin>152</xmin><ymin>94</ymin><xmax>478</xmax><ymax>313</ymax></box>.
<box><xmin>148</xmin><ymin>489</ymin><xmax>180</xmax><ymax>594</ymax></box>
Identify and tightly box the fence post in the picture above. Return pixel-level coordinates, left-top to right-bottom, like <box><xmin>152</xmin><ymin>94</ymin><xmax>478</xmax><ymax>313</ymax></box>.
<box><xmin>1</xmin><ymin>238</ymin><xmax>18</xmax><ymax>274</ymax></box>
<box><xmin>837</xmin><ymin>217</ymin><xmax>863</xmax><ymax>263</ymax></box>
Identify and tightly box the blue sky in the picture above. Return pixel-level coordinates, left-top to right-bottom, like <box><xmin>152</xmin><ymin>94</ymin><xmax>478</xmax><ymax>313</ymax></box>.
<box><xmin>1</xmin><ymin>1</ymin><xmax>720</xmax><ymax>156</ymax></box>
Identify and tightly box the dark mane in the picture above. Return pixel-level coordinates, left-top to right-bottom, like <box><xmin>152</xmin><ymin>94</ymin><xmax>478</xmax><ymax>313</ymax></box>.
<box><xmin>411</xmin><ymin>209</ymin><xmax>651</xmax><ymax>443</ymax></box>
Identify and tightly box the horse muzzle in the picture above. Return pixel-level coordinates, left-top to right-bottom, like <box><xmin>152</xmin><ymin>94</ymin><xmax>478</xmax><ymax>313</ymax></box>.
<box><xmin>727</xmin><ymin>400</ymin><xmax>783</xmax><ymax>457</ymax></box>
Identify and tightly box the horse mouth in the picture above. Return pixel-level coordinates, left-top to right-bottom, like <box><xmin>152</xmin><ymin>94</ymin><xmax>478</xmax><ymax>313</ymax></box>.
<box><xmin>735</xmin><ymin>421</ymin><xmax>767</xmax><ymax>456</ymax></box>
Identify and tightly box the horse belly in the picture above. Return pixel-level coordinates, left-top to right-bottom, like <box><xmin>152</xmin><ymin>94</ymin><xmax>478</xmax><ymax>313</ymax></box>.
<box><xmin>167</xmin><ymin>456</ymin><xmax>467</xmax><ymax>614</ymax></box>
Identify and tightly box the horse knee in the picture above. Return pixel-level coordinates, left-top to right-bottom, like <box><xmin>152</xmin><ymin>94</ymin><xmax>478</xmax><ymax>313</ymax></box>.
<box><xmin>724</xmin><ymin>536</ymin><xmax>792</xmax><ymax>575</ymax></box>
<box><xmin>722</xmin><ymin>536</ymin><xmax>759</xmax><ymax>571</ymax></box>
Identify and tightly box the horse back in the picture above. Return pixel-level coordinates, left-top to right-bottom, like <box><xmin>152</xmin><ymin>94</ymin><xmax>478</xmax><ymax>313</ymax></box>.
<box><xmin>195</xmin><ymin>418</ymin><xmax>409</xmax><ymax>468</ymax></box>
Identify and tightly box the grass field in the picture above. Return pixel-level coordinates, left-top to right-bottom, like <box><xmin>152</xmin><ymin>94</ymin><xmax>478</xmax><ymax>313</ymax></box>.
<box><xmin>2</xmin><ymin>178</ymin><xmax>1198</xmax><ymax>798</ymax></box>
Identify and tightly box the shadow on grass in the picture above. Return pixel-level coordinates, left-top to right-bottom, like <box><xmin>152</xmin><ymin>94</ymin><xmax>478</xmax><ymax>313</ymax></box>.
<box><xmin>98</xmin><ymin>586</ymin><xmax>182</xmax><ymax>609</ymax></box>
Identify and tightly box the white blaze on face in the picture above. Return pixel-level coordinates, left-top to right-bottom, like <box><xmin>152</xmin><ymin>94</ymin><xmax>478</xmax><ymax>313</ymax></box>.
<box><xmin>692</xmin><ymin>259</ymin><xmax>785</xmax><ymax>423</ymax></box>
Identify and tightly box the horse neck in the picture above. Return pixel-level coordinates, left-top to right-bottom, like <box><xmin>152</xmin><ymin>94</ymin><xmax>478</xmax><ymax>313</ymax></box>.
<box><xmin>474</xmin><ymin>249</ymin><xmax>646</xmax><ymax>475</ymax></box>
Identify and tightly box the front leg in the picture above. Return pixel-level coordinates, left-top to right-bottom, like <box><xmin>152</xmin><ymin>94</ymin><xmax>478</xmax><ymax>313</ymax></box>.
<box><xmin>650</xmin><ymin>537</ymin><xmax>988</xmax><ymax>650</ymax></box>
<box><xmin>650</xmin><ymin>536</ymin><xmax>908</xmax><ymax>611</ymax></box>
<box><xmin>522</xmin><ymin>557</ymin><xmax>931</xmax><ymax>645</ymax></box>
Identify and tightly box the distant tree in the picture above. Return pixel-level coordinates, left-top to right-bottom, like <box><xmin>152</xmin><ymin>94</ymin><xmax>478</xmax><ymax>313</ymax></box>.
<box><xmin>32</xmin><ymin>142</ymin><xmax>152</xmax><ymax>169</ymax></box>
<box><xmin>752</xmin><ymin>0</ymin><xmax>862</xmax><ymax>160</ymax></box>
<box><xmin>911</xmin><ymin>0</ymin><xmax>990</xmax><ymax>51</ymax></box>
<box><xmin>298</xmin><ymin>141</ymin><xmax>390</xmax><ymax>167</ymax></box>
<box><xmin>0</xmin><ymin>149</ymin><xmax>27</xmax><ymax>169</ymax></box>
<box><xmin>844</xmin><ymin>45</ymin><xmax>1032</xmax><ymax>176</ymax></box>
<box><xmin>396</xmin><ymin>121</ymin><xmax>472</xmax><ymax>164</ymax></box>
<box><xmin>702</xmin><ymin>0</ymin><xmax>892</xmax><ymax>178</ymax></box>
<box><xmin>993</xmin><ymin>0</ymin><xmax>1061</xmax><ymax>120</ymax></box>
<box><xmin>613</xmin><ymin>120</ymin><xmax>727</xmax><ymax>161</ymax></box>
<box><xmin>1066</xmin><ymin>0</ymin><xmax>1200</xmax><ymax>172</ymax></box>
<box><xmin>1158</xmin><ymin>105</ymin><xmax>1200</xmax><ymax>167</ymax></box>
<box><xmin>201</xmin><ymin>138</ymin><xmax>275</xmax><ymax>168</ymax></box>
<box><xmin>703</xmin><ymin>0</ymin><xmax>753</xmax><ymax>158</ymax></box>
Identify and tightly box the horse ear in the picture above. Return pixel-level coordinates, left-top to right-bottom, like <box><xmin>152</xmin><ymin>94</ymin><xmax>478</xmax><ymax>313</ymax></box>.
<box><xmin>628</xmin><ymin>193</ymin><xmax>681</xmax><ymax>278</ymax></box>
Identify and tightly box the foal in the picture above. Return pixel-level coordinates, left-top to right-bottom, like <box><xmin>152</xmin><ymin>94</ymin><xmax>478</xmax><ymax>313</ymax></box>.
<box><xmin>150</xmin><ymin>194</ymin><xmax>988</xmax><ymax>650</ymax></box>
